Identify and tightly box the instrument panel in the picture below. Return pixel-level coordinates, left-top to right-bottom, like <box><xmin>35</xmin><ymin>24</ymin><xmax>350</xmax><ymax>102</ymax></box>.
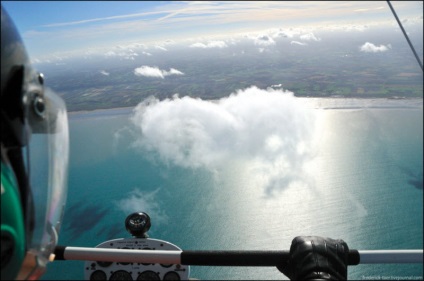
<box><xmin>83</xmin><ymin>237</ymin><xmax>189</xmax><ymax>280</ymax></box>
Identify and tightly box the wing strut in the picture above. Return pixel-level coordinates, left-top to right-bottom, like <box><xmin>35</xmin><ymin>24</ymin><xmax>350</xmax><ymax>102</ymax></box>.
<box><xmin>387</xmin><ymin>1</ymin><xmax>423</xmax><ymax>72</ymax></box>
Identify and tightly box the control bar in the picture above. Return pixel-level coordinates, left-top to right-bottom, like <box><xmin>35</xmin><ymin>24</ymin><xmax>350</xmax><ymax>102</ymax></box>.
<box><xmin>54</xmin><ymin>246</ymin><xmax>423</xmax><ymax>265</ymax></box>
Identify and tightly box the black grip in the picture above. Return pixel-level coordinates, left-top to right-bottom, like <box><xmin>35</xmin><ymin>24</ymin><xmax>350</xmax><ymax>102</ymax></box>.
<box><xmin>54</xmin><ymin>245</ymin><xmax>66</xmax><ymax>260</ymax></box>
<box><xmin>348</xmin><ymin>250</ymin><xmax>360</xmax><ymax>265</ymax></box>
<box><xmin>182</xmin><ymin>251</ymin><xmax>288</xmax><ymax>266</ymax></box>
<box><xmin>181</xmin><ymin>250</ymin><xmax>361</xmax><ymax>266</ymax></box>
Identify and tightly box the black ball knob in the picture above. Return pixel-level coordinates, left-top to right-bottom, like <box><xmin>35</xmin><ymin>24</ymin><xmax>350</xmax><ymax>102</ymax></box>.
<box><xmin>125</xmin><ymin>212</ymin><xmax>151</xmax><ymax>238</ymax></box>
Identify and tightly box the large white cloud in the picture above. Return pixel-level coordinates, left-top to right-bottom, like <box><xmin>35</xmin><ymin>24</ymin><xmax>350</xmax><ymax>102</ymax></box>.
<box><xmin>360</xmin><ymin>42</ymin><xmax>390</xmax><ymax>52</ymax></box>
<box><xmin>190</xmin><ymin>40</ymin><xmax>228</xmax><ymax>48</ymax></box>
<box><xmin>134</xmin><ymin>66</ymin><xmax>184</xmax><ymax>79</ymax></box>
<box><xmin>130</xmin><ymin>86</ymin><xmax>317</xmax><ymax>193</ymax></box>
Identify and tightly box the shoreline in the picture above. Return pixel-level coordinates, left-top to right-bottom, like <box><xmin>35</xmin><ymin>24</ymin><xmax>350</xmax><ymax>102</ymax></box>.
<box><xmin>68</xmin><ymin>105</ymin><xmax>135</xmax><ymax>115</ymax></box>
<box><xmin>66</xmin><ymin>96</ymin><xmax>423</xmax><ymax>114</ymax></box>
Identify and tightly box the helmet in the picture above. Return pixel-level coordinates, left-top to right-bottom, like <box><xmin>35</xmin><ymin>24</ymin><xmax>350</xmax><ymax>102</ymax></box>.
<box><xmin>1</xmin><ymin>6</ymin><xmax>69</xmax><ymax>280</ymax></box>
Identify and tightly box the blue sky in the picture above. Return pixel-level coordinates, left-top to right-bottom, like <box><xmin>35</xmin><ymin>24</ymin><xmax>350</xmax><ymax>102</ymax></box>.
<box><xmin>2</xmin><ymin>1</ymin><xmax>162</xmax><ymax>29</ymax></box>
<box><xmin>2</xmin><ymin>1</ymin><xmax>422</xmax><ymax>61</ymax></box>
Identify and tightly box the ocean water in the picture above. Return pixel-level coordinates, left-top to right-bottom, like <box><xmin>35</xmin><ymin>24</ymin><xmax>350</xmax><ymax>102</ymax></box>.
<box><xmin>42</xmin><ymin>98</ymin><xmax>423</xmax><ymax>280</ymax></box>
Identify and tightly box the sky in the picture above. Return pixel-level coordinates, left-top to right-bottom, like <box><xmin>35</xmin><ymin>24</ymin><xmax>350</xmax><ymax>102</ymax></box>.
<box><xmin>2</xmin><ymin>1</ymin><xmax>423</xmax><ymax>61</ymax></box>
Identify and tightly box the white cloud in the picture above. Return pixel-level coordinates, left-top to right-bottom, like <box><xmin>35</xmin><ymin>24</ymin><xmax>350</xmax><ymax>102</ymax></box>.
<box><xmin>345</xmin><ymin>24</ymin><xmax>368</xmax><ymax>32</ymax></box>
<box><xmin>142</xmin><ymin>51</ymin><xmax>152</xmax><ymax>56</ymax></box>
<box><xmin>104</xmin><ymin>49</ymin><xmax>138</xmax><ymax>60</ymax></box>
<box><xmin>164</xmin><ymin>39</ymin><xmax>175</xmax><ymax>45</ymax></box>
<box><xmin>155</xmin><ymin>45</ymin><xmax>168</xmax><ymax>51</ymax></box>
<box><xmin>353</xmin><ymin>6</ymin><xmax>384</xmax><ymax>12</ymax></box>
<box><xmin>299</xmin><ymin>32</ymin><xmax>320</xmax><ymax>41</ymax></box>
<box><xmin>190</xmin><ymin>43</ymin><xmax>207</xmax><ymax>48</ymax></box>
<box><xmin>290</xmin><ymin>41</ymin><xmax>307</xmax><ymax>46</ymax></box>
<box><xmin>31</xmin><ymin>58</ymin><xmax>42</xmax><ymax>64</ymax></box>
<box><xmin>254</xmin><ymin>34</ymin><xmax>276</xmax><ymax>46</ymax></box>
<box><xmin>273</xmin><ymin>29</ymin><xmax>297</xmax><ymax>38</ymax></box>
<box><xmin>130</xmin><ymin>86</ymin><xmax>317</xmax><ymax>193</ymax></box>
<box><xmin>190</xmin><ymin>40</ymin><xmax>228</xmax><ymax>48</ymax></box>
<box><xmin>100</xmin><ymin>70</ymin><xmax>110</xmax><ymax>76</ymax></box>
<box><xmin>115</xmin><ymin>189</ymin><xmax>168</xmax><ymax>225</ymax></box>
<box><xmin>134</xmin><ymin>66</ymin><xmax>184</xmax><ymax>79</ymax></box>
<box><xmin>105</xmin><ymin>51</ymin><xmax>116</xmax><ymax>56</ymax></box>
<box><xmin>204</xmin><ymin>41</ymin><xmax>227</xmax><ymax>48</ymax></box>
<box><xmin>128</xmin><ymin>43</ymin><xmax>147</xmax><ymax>49</ymax></box>
<box><xmin>134</xmin><ymin>66</ymin><xmax>165</xmax><ymax>78</ymax></box>
<box><xmin>360</xmin><ymin>42</ymin><xmax>390</xmax><ymax>52</ymax></box>
<box><xmin>166</xmin><ymin>68</ymin><xmax>184</xmax><ymax>76</ymax></box>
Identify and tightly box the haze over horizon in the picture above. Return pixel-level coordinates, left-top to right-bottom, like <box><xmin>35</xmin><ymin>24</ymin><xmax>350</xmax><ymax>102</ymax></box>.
<box><xmin>3</xmin><ymin>1</ymin><xmax>423</xmax><ymax>64</ymax></box>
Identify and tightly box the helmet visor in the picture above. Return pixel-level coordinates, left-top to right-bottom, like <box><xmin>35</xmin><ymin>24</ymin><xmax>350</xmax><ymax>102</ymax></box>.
<box><xmin>19</xmin><ymin>87</ymin><xmax>69</xmax><ymax>279</ymax></box>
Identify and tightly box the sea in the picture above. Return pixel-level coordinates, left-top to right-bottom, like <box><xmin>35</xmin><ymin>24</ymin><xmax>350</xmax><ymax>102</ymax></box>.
<box><xmin>42</xmin><ymin>97</ymin><xmax>423</xmax><ymax>280</ymax></box>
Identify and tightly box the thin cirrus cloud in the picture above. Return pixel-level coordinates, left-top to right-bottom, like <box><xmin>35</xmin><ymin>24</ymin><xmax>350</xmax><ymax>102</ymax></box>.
<box><xmin>40</xmin><ymin>10</ymin><xmax>171</xmax><ymax>27</ymax></box>
<box><xmin>134</xmin><ymin>66</ymin><xmax>184</xmax><ymax>79</ymax></box>
<box><xmin>360</xmin><ymin>42</ymin><xmax>391</xmax><ymax>52</ymax></box>
<box><xmin>39</xmin><ymin>2</ymin><xmax>390</xmax><ymax>29</ymax></box>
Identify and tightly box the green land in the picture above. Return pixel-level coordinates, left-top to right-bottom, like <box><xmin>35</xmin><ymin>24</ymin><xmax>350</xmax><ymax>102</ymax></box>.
<box><xmin>44</xmin><ymin>47</ymin><xmax>423</xmax><ymax>112</ymax></box>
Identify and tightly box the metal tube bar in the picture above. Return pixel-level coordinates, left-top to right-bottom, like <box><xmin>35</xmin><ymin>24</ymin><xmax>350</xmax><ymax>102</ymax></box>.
<box><xmin>358</xmin><ymin>250</ymin><xmax>423</xmax><ymax>264</ymax></box>
<box><xmin>59</xmin><ymin>247</ymin><xmax>181</xmax><ymax>264</ymax></box>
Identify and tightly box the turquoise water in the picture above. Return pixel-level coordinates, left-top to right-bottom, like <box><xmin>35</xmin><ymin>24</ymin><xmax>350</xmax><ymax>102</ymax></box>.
<box><xmin>42</xmin><ymin>99</ymin><xmax>423</xmax><ymax>280</ymax></box>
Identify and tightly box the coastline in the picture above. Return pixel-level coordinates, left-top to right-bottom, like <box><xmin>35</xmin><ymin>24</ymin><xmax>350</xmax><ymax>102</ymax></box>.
<box><xmin>66</xmin><ymin>96</ymin><xmax>423</xmax><ymax>115</ymax></box>
<box><xmin>67</xmin><ymin>106</ymin><xmax>136</xmax><ymax>120</ymax></box>
<box><xmin>68</xmin><ymin>105</ymin><xmax>135</xmax><ymax>115</ymax></box>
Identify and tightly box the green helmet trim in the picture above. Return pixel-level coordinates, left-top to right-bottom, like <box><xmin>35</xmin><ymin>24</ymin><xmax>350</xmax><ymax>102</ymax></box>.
<box><xmin>1</xmin><ymin>160</ymin><xmax>25</xmax><ymax>280</ymax></box>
